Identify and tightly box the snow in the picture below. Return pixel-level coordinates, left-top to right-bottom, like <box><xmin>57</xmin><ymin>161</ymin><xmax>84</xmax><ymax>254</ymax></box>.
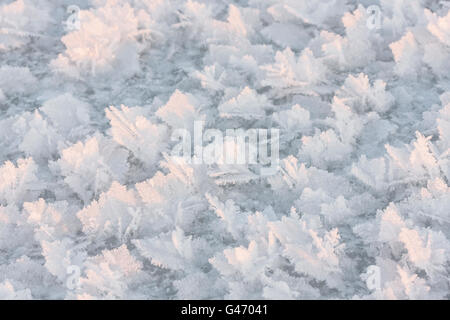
<box><xmin>0</xmin><ymin>0</ymin><xmax>449</xmax><ymax>300</ymax></box>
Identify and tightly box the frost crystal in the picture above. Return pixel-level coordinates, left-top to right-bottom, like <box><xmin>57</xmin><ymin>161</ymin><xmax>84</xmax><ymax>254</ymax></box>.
<box><xmin>0</xmin><ymin>0</ymin><xmax>449</xmax><ymax>300</ymax></box>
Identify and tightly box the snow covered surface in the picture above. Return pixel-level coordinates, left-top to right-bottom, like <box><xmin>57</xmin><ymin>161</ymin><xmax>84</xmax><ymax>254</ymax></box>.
<box><xmin>0</xmin><ymin>0</ymin><xmax>449</xmax><ymax>299</ymax></box>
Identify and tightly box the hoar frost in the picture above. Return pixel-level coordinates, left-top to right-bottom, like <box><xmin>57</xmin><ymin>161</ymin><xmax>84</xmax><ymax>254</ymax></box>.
<box><xmin>0</xmin><ymin>0</ymin><xmax>449</xmax><ymax>300</ymax></box>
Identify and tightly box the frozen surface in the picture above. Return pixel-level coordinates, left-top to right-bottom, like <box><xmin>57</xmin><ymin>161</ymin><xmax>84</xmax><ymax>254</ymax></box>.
<box><xmin>0</xmin><ymin>0</ymin><xmax>449</xmax><ymax>299</ymax></box>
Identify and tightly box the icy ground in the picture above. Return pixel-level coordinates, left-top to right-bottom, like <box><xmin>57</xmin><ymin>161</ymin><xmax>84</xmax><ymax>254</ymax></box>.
<box><xmin>0</xmin><ymin>0</ymin><xmax>449</xmax><ymax>299</ymax></box>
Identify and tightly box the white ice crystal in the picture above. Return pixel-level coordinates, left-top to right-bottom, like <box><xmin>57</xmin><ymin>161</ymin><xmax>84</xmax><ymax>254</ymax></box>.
<box><xmin>106</xmin><ymin>105</ymin><xmax>168</xmax><ymax>168</ymax></box>
<box><xmin>0</xmin><ymin>158</ymin><xmax>42</xmax><ymax>206</ymax></box>
<box><xmin>335</xmin><ymin>73</ymin><xmax>395</xmax><ymax>114</ymax></box>
<box><xmin>51</xmin><ymin>135</ymin><xmax>129</xmax><ymax>203</ymax></box>
<box><xmin>273</xmin><ymin>104</ymin><xmax>311</xmax><ymax>134</ymax></box>
<box><xmin>0</xmin><ymin>0</ymin><xmax>51</xmax><ymax>51</ymax></box>
<box><xmin>299</xmin><ymin>129</ymin><xmax>352</xmax><ymax>168</ymax></box>
<box><xmin>0</xmin><ymin>66</ymin><xmax>37</xmax><ymax>96</ymax></box>
<box><xmin>156</xmin><ymin>90</ymin><xmax>204</xmax><ymax>132</ymax></box>
<box><xmin>0</xmin><ymin>0</ymin><xmax>449</xmax><ymax>301</ymax></box>
<box><xmin>40</xmin><ymin>94</ymin><xmax>91</xmax><ymax>140</ymax></box>
<box><xmin>261</xmin><ymin>47</ymin><xmax>328</xmax><ymax>96</ymax></box>
<box><xmin>75</xmin><ymin>245</ymin><xmax>142</xmax><ymax>299</ymax></box>
<box><xmin>52</xmin><ymin>1</ymin><xmax>146</xmax><ymax>78</ymax></box>
<box><xmin>389</xmin><ymin>32</ymin><xmax>422</xmax><ymax>78</ymax></box>
<box><xmin>0</xmin><ymin>281</ymin><xmax>32</xmax><ymax>300</ymax></box>
<box><xmin>320</xmin><ymin>6</ymin><xmax>379</xmax><ymax>70</ymax></box>
<box><xmin>77</xmin><ymin>182</ymin><xmax>137</xmax><ymax>241</ymax></box>
<box><xmin>218</xmin><ymin>87</ymin><xmax>269</xmax><ymax>120</ymax></box>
